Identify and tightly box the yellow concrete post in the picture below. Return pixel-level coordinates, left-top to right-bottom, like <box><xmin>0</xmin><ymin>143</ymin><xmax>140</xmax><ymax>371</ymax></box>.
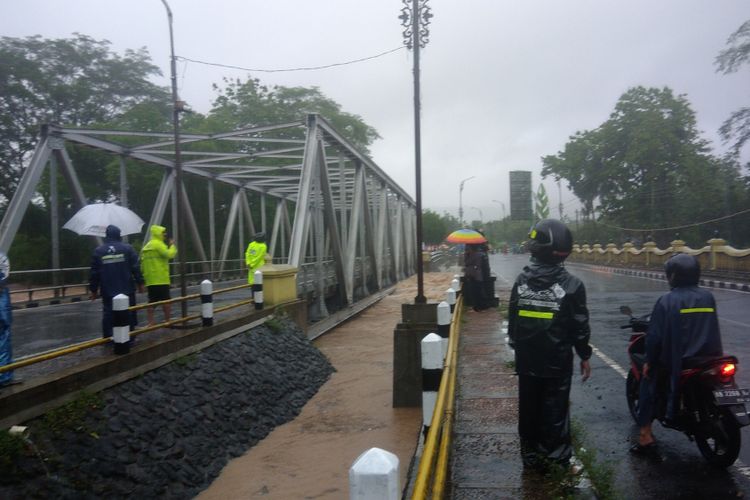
<box><xmin>644</xmin><ymin>241</ymin><xmax>657</xmax><ymax>267</ymax></box>
<box><xmin>622</xmin><ymin>242</ymin><xmax>634</xmax><ymax>265</ymax></box>
<box><xmin>261</xmin><ymin>264</ymin><xmax>299</xmax><ymax>306</ymax></box>
<box><xmin>707</xmin><ymin>237</ymin><xmax>726</xmax><ymax>271</ymax></box>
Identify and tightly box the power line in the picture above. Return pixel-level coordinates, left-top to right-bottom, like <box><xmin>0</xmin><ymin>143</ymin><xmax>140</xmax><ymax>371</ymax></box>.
<box><xmin>594</xmin><ymin>207</ymin><xmax>750</xmax><ymax>232</ymax></box>
<box><xmin>176</xmin><ymin>46</ymin><xmax>406</xmax><ymax>73</ymax></box>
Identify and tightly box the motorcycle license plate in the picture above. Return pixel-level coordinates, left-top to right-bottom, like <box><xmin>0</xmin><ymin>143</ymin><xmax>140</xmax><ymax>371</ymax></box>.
<box><xmin>713</xmin><ymin>388</ymin><xmax>750</xmax><ymax>405</ymax></box>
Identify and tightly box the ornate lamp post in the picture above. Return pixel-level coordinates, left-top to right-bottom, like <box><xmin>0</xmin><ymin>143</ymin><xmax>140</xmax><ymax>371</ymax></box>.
<box><xmin>400</xmin><ymin>0</ymin><xmax>433</xmax><ymax>304</ymax></box>
<box><xmin>161</xmin><ymin>0</ymin><xmax>188</xmax><ymax>319</ymax></box>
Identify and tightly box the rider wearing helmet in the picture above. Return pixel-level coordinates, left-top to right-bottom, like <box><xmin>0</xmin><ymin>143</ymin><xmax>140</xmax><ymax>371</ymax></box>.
<box><xmin>508</xmin><ymin>219</ymin><xmax>592</xmax><ymax>469</ymax></box>
<box><xmin>632</xmin><ymin>253</ymin><xmax>723</xmax><ymax>455</ymax></box>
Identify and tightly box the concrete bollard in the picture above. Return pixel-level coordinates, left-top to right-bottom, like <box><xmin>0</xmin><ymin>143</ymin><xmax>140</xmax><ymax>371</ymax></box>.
<box><xmin>451</xmin><ymin>277</ymin><xmax>460</xmax><ymax>293</ymax></box>
<box><xmin>349</xmin><ymin>447</ymin><xmax>400</xmax><ymax>500</ymax></box>
<box><xmin>112</xmin><ymin>294</ymin><xmax>131</xmax><ymax>355</ymax></box>
<box><xmin>421</xmin><ymin>333</ymin><xmax>443</xmax><ymax>435</ymax></box>
<box><xmin>445</xmin><ymin>287</ymin><xmax>456</xmax><ymax>313</ymax></box>
<box><xmin>253</xmin><ymin>270</ymin><xmax>264</xmax><ymax>310</ymax></box>
<box><xmin>437</xmin><ymin>301</ymin><xmax>451</xmax><ymax>359</ymax></box>
<box><xmin>200</xmin><ymin>280</ymin><xmax>214</xmax><ymax>327</ymax></box>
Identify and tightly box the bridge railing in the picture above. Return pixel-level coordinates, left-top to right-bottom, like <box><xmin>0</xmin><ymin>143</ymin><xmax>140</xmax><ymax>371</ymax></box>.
<box><xmin>569</xmin><ymin>237</ymin><xmax>750</xmax><ymax>279</ymax></box>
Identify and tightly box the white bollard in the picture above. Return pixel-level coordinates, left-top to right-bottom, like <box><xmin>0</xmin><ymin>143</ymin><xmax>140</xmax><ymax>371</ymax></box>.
<box><xmin>253</xmin><ymin>270</ymin><xmax>264</xmax><ymax>310</ymax></box>
<box><xmin>421</xmin><ymin>333</ymin><xmax>443</xmax><ymax>435</ymax></box>
<box><xmin>451</xmin><ymin>277</ymin><xmax>460</xmax><ymax>294</ymax></box>
<box><xmin>437</xmin><ymin>301</ymin><xmax>451</xmax><ymax>359</ymax></box>
<box><xmin>445</xmin><ymin>287</ymin><xmax>456</xmax><ymax>313</ymax></box>
<box><xmin>349</xmin><ymin>447</ymin><xmax>400</xmax><ymax>500</ymax></box>
<box><xmin>200</xmin><ymin>280</ymin><xmax>214</xmax><ymax>326</ymax></box>
<box><xmin>112</xmin><ymin>294</ymin><xmax>131</xmax><ymax>355</ymax></box>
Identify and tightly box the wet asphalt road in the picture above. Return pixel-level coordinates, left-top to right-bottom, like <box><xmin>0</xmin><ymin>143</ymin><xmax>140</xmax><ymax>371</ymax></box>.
<box><xmin>491</xmin><ymin>254</ymin><xmax>750</xmax><ymax>499</ymax></box>
<box><xmin>11</xmin><ymin>279</ymin><xmax>253</xmax><ymax>359</ymax></box>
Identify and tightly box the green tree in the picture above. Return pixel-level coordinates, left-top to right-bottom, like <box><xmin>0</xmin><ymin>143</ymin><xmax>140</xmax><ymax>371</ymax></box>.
<box><xmin>715</xmin><ymin>20</ymin><xmax>750</xmax><ymax>158</ymax></box>
<box><xmin>422</xmin><ymin>209</ymin><xmax>460</xmax><ymax>244</ymax></box>
<box><xmin>0</xmin><ymin>34</ymin><xmax>168</xmax><ymax>209</ymax></box>
<box><xmin>207</xmin><ymin>77</ymin><xmax>379</xmax><ymax>154</ymax></box>
<box><xmin>542</xmin><ymin>86</ymin><xmax>746</xmax><ymax>244</ymax></box>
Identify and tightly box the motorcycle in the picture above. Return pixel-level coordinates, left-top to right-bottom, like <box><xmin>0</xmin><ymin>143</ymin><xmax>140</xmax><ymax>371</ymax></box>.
<box><xmin>622</xmin><ymin>305</ymin><xmax>750</xmax><ymax>467</ymax></box>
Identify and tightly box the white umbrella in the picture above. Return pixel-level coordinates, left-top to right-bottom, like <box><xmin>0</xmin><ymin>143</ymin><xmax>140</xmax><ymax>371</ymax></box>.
<box><xmin>63</xmin><ymin>203</ymin><xmax>145</xmax><ymax>237</ymax></box>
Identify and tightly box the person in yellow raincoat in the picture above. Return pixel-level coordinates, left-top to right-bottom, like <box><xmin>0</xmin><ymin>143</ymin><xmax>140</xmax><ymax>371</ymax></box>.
<box><xmin>141</xmin><ymin>225</ymin><xmax>177</xmax><ymax>326</ymax></box>
<box><xmin>245</xmin><ymin>232</ymin><xmax>267</xmax><ymax>284</ymax></box>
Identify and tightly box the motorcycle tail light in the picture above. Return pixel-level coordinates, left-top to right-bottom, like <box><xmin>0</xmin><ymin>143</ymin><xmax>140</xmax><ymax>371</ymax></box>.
<box><xmin>721</xmin><ymin>363</ymin><xmax>736</xmax><ymax>378</ymax></box>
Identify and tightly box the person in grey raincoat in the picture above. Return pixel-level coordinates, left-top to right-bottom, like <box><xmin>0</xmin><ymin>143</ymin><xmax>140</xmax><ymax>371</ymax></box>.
<box><xmin>0</xmin><ymin>253</ymin><xmax>13</xmax><ymax>386</ymax></box>
<box><xmin>508</xmin><ymin>219</ymin><xmax>592</xmax><ymax>469</ymax></box>
<box><xmin>631</xmin><ymin>253</ymin><xmax>723</xmax><ymax>455</ymax></box>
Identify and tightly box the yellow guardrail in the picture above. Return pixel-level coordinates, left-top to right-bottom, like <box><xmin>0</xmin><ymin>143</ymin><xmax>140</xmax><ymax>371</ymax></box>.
<box><xmin>412</xmin><ymin>294</ymin><xmax>463</xmax><ymax>500</ymax></box>
<box><xmin>0</xmin><ymin>284</ymin><xmax>257</xmax><ymax>374</ymax></box>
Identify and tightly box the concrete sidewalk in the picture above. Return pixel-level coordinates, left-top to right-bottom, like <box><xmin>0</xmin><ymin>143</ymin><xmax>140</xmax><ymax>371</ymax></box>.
<box><xmin>450</xmin><ymin>307</ymin><xmax>525</xmax><ymax>498</ymax></box>
<box><xmin>449</xmin><ymin>305</ymin><xmax>595</xmax><ymax>499</ymax></box>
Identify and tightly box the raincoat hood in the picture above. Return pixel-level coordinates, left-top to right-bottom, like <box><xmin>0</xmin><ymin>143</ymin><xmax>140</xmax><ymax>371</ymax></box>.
<box><xmin>521</xmin><ymin>260</ymin><xmax>566</xmax><ymax>288</ymax></box>
<box><xmin>150</xmin><ymin>225</ymin><xmax>166</xmax><ymax>241</ymax></box>
<box><xmin>105</xmin><ymin>225</ymin><xmax>121</xmax><ymax>242</ymax></box>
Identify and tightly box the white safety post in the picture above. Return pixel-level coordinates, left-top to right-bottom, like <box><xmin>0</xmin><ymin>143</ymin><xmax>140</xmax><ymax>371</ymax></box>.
<box><xmin>253</xmin><ymin>270</ymin><xmax>264</xmax><ymax>310</ymax></box>
<box><xmin>445</xmin><ymin>287</ymin><xmax>456</xmax><ymax>313</ymax></box>
<box><xmin>437</xmin><ymin>301</ymin><xmax>451</xmax><ymax>359</ymax></box>
<box><xmin>112</xmin><ymin>293</ymin><xmax>131</xmax><ymax>355</ymax></box>
<box><xmin>451</xmin><ymin>276</ymin><xmax>460</xmax><ymax>294</ymax></box>
<box><xmin>200</xmin><ymin>279</ymin><xmax>213</xmax><ymax>326</ymax></box>
<box><xmin>421</xmin><ymin>333</ymin><xmax>443</xmax><ymax>435</ymax></box>
<box><xmin>349</xmin><ymin>447</ymin><xmax>400</xmax><ymax>500</ymax></box>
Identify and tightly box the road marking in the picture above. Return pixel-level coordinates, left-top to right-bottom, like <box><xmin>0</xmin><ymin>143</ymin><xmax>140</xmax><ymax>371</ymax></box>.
<box><xmin>591</xmin><ymin>342</ymin><xmax>750</xmax><ymax>479</ymax></box>
<box><xmin>591</xmin><ymin>344</ymin><xmax>629</xmax><ymax>379</ymax></box>
<box><xmin>721</xmin><ymin>317</ymin><xmax>750</xmax><ymax>328</ymax></box>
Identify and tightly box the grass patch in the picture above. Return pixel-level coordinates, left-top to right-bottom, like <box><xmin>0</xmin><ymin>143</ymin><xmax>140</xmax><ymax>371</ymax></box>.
<box><xmin>174</xmin><ymin>352</ymin><xmax>198</xmax><ymax>367</ymax></box>
<box><xmin>265</xmin><ymin>315</ymin><xmax>284</xmax><ymax>333</ymax></box>
<box><xmin>571</xmin><ymin>420</ymin><xmax>618</xmax><ymax>499</ymax></box>
<box><xmin>0</xmin><ymin>429</ymin><xmax>26</xmax><ymax>478</ymax></box>
<box><xmin>42</xmin><ymin>392</ymin><xmax>102</xmax><ymax>435</ymax></box>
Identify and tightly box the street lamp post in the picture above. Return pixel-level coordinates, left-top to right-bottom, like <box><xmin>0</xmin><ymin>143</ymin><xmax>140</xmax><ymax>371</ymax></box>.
<box><xmin>492</xmin><ymin>199</ymin><xmax>506</xmax><ymax>220</ymax></box>
<box><xmin>458</xmin><ymin>175</ymin><xmax>475</xmax><ymax>226</ymax></box>
<box><xmin>400</xmin><ymin>0</ymin><xmax>433</xmax><ymax>304</ymax></box>
<box><xmin>161</xmin><ymin>0</ymin><xmax>187</xmax><ymax>320</ymax></box>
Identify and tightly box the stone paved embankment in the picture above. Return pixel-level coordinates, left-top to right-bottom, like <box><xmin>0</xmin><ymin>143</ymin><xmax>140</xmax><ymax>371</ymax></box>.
<box><xmin>0</xmin><ymin>317</ymin><xmax>334</xmax><ymax>499</ymax></box>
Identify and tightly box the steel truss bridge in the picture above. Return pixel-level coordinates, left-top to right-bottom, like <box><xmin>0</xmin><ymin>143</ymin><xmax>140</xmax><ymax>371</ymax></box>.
<box><xmin>0</xmin><ymin>114</ymin><xmax>417</xmax><ymax>320</ymax></box>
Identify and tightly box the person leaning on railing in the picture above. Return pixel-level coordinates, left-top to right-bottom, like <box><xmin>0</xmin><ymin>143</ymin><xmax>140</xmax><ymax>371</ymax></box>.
<box><xmin>140</xmin><ymin>225</ymin><xmax>177</xmax><ymax>327</ymax></box>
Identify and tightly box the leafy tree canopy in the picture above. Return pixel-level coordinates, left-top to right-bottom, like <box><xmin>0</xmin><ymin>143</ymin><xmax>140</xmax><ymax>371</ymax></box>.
<box><xmin>716</xmin><ymin>19</ymin><xmax>750</xmax><ymax>159</ymax></box>
<box><xmin>0</xmin><ymin>34</ymin><xmax>168</xmax><ymax>206</ymax></box>
<box><xmin>542</xmin><ymin>86</ymin><xmax>748</xmax><ymax>244</ymax></box>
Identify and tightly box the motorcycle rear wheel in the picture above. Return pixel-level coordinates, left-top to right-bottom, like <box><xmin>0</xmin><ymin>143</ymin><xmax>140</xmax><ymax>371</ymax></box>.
<box><xmin>695</xmin><ymin>407</ymin><xmax>741</xmax><ymax>468</ymax></box>
<box><xmin>626</xmin><ymin>371</ymin><xmax>640</xmax><ymax>423</ymax></box>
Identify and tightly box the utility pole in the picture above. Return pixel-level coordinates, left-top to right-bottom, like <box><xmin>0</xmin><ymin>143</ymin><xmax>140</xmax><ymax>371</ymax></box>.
<box><xmin>161</xmin><ymin>0</ymin><xmax>188</xmax><ymax>320</ymax></box>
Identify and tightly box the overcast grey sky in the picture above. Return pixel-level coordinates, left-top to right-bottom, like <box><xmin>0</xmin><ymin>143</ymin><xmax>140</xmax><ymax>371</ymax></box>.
<box><xmin>2</xmin><ymin>1</ymin><xmax>748</xmax><ymax>222</ymax></box>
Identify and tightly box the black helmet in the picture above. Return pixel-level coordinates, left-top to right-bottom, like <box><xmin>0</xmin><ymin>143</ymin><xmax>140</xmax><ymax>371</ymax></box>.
<box><xmin>254</xmin><ymin>232</ymin><xmax>266</xmax><ymax>243</ymax></box>
<box><xmin>665</xmin><ymin>253</ymin><xmax>700</xmax><ymax>287</ymax></box>
<box><xmin>528</xmin><ymin>219</ymin><xmax>573</xmax><ymax>264</ymax></box>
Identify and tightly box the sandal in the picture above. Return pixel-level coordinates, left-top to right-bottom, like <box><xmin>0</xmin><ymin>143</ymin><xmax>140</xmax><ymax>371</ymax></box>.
<box><xmin>629</xmin><ymin>441</ymin><xmax>660</xmax><ymax>458</ymax></box>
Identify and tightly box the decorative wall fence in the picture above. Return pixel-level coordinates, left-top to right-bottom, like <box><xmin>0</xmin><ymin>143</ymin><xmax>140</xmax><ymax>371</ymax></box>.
<box><xmin>569</xmin><ymin>238</ymin><xmax>750</xmax><ymax>276</ymax></box>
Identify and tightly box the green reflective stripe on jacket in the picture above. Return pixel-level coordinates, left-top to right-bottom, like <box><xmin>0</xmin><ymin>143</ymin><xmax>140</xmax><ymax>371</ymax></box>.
<box><xmin>680</xmin><ymin>307</ymin><xmax>715</xmax><ymax>314</ymax></box>
<box><xmin>518</xmin><ymin>310</ymin><xmax>554</xmax><ymax>319</ymax></box>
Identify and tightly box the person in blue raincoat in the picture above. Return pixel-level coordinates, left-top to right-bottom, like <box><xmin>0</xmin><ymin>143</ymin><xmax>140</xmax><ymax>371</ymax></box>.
<box><xmin>631</xmin><ymin>253</ymin><xmax>723</xmax><ymax>455</ymax></box>
<box><xmin>0</xmin><ymin>252</ymin><xmax>13</xmax><ymax>386</ymax></box>
<box><xmin>89</xmin><ymin>225</ymin><xmax>145</xmax><ymax>338</ymax></box>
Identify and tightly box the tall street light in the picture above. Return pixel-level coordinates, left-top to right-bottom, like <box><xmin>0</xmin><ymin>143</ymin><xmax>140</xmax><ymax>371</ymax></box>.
<box><xmin>399</xmin><ymin>0</ymin><xmax>433</xmax><ymax>304</ymax></box>
<box><xmin>492</xmin><ymin>199</ymin><xmax>506</xmax><ymax>220</ymax></box>
<box><xmin>458</xmin><ymin>175</ymin><xmax>475</xmax><ymax>226</ymax></box>
<box><xmin>161</xmin><ymin>0</ymin><xmax>187</xmax><ymax>320</ymax></box>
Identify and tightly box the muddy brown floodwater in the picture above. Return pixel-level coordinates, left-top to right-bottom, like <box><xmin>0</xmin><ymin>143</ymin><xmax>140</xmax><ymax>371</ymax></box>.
<box><xmin>198</xmin><ymin>272</ymin><xmax>455</xmax><ymax>499</ymax></box>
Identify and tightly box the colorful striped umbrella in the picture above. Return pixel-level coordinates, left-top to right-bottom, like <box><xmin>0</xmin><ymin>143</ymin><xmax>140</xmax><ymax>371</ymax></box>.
<box><xmin>445</xmin><ymin>228</ymin><xmax>487</xmax><ymax>244</ymax></box>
